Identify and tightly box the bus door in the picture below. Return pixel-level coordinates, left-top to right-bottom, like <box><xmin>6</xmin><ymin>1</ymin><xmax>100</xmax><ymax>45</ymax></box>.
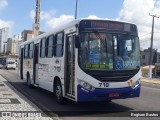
<box><xmin>20</xmin><ymin>48</ymin><xmax>24</xmax><ymax>79</ymax></box>
<box><xmin>65</xmin><ymin>34</ymin><xmax>75</xmax><ymax>97</ymax></box>
<box><xmin>33</xmin><ymin>43</ymin><xmax>39</xmax><ymax>85</ymax></box>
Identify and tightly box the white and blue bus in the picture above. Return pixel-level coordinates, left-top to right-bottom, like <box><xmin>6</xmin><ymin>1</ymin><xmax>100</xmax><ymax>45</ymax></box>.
<box><xmin>19</xmin><ymin>19</ymin><xmax>141</xmax><ymax>104</ymax></box>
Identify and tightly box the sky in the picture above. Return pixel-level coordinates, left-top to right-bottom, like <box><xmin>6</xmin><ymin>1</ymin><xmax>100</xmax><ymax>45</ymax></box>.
<box><xmin>0</xmin><ymin>0</ymin><xmax>160</xmax><ymax>50</ymax></box>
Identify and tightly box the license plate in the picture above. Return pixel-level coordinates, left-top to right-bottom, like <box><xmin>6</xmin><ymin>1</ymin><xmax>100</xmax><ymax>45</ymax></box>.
<box><xmin>109</xmin><ymin>93</ymin><xmax>120</xmax><ymax>97</ymax></box>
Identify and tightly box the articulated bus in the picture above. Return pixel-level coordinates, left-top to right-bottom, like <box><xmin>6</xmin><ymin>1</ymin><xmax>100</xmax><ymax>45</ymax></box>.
<box><xmin>19</xmin><ymin>19</ymin><xmax>141</xmax><ymax>104</ymax></box>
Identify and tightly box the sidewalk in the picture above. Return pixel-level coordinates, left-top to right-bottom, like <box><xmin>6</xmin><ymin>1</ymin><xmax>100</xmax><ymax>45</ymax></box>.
<box><xmin>0</xmin><ymin>75</ymin><xmax>58</xmax><ymax>120</ymax></box>
<box><xmin>141</xmin><ymin>77</ymin><xmax>160</xmax><ymax>89</ymax></box>
<box><xmin>141</xmin><ymin>77</ymin><xmax>160</xmax><ymax>85</ymax></box>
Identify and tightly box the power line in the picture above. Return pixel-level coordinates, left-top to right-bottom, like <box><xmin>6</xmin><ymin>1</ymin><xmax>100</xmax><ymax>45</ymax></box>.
<box><xmin>140</xmin><ymin>39</ymin><xmax>160</xmax><ymax>46</ymax></box>
<box><xmin>139</xmin><ymin>32</ymin><xmax>160</xmax><ymax>38</ymax></box>
<box><xmin>139</xmin><ymin>33</ymin><xmax>151</xmax><ymax>38</ymax></box>
<box><xmin>140</xmin><ymin>37</ymin><xmax>160</xmax><ymax>42</ymax></box>
<box><xmin>139</xmin><ymin>32</ymin><xmax>160</xmax><ymax>43</ymax></box>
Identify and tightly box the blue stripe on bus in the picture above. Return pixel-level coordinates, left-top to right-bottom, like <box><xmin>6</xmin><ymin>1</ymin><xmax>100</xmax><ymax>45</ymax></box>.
<box><xmin>77</xmin><ymin>84</ymin><xmax>141</xmax><ymax>102</ymax></box>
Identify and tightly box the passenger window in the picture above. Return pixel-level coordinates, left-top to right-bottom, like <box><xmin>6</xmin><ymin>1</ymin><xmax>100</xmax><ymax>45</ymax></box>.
<box><xmin>29</xmin><ymin>43</ymin><xmax>34</xmax><ymax>58</ymax></box>
<box><xmin>47</xmin><ymin>35</ymin><xmax>54</xmax><ymax>58</ymax></box>
<box><xmin>24</xmin><ymin>44</ymin><xmax>29</xmax><ymax>58</ymax></box>
<box><xmin>55</xmin><ymin>32</ymin><xmax>64</xmax><ymax>57</ymax></box>
<box><xmin>40</xmin><ymin>38</ymin><xmax>46</xmax><ymax>58</ymax></box>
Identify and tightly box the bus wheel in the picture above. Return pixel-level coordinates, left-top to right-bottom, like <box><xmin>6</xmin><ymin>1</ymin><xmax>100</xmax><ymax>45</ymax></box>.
<box><xmin>27</xmin><ymin>74</ymin><xmax>33</xmax><ymax>88</ymax></box>
<box><xmin>55</xmin><ymin>80</ymin><xmax>65</xmax><ymax>104</ymax></box>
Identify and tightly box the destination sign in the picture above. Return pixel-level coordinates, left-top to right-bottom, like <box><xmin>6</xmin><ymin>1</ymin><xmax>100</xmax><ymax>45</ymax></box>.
<box><xmin>79</xmin><ymin>20</ymin><xmax>137</xmax><ymax>33</ymax></box>
<box><xmin>91</xmin><ymin>21</ymin><xmax>123</xmax><ymax>30</ymax></box>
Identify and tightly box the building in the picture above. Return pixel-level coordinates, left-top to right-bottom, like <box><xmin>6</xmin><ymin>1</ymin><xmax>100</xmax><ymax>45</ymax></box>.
<box><xmin>6</xmin><ymin>32</ymin><xmax>22</xmax><ymax>55</ymax></box>
<box><xmin>21</xmin><ymin>0</ymin><xmax>45</xmax><ymax>42</ymax></box>
<box><xmin>13</xmin><ymin>32</ymin><xmax>22</xmax><ymax>41</ymax></box>
<box><xmin>6</xmin><ymin>38</ymin><xmax>21</xmax><ymax>55</ymax></box>
<box><xmin>141</xmin><ymin>48</ymin><xmax>160</xmax><ymax>66</ymax></box>
<box><xmin>21</xmin><ymin>30</ymin><xmax>33</xmax><ymax>42</ymax></box>
<box><xmin>156</xmin><ymin>52</ymin><xmax>160</xmax><ymax>63</ymax></box>
<box><xmin>6</xmin><ymin>38</ymin><xmax>12</xmax><ymax>54</ymax></box>
<box><xmin>13</xmin><ymin>33</ymin><xmax>22</xmax><ymax>55</ymax></box>
<box><xmin>0</xmin><ymin>27</ymin><xmax>10</xmax><ymax>53</ymax></box>
<box><xmin>21</xmin><ymin>30</ymin><xmax>44</xmax><ymax>41</ymax></box>
<box><xmin>33</xmin><ymin>0</ymin><xmax>40</xmax><ymax>37</ymax></box>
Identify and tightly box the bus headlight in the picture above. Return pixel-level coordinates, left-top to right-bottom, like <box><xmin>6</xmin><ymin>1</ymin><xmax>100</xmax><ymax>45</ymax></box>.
<box><xmin>78</xmin><ymin>79</ymin><xmax>95</xmax><ymax>91</ymax></box>
<box><xmin>131</xmin><ymin>79</ymin><xmax>141</xmax><ymax>89</ymax></box>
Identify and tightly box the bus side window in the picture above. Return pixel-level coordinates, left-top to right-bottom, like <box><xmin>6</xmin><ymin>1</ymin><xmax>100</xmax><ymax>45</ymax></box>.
<box><xmin>46</xmin><ymin>35</ymin><xmax>54</xmax><ymax>58</ymax></box>
<box><xmin>40</xmin><ymin>38</ymin><xmax>46</xmax><ymax>58</ymax></box>
<box><xmin>29</xmin><ymin>43</ymin><xmax>33</xmax><ymax>58</ymax></box>
<box><xmin>54</xmin><ymin>32</ymin><xmax>64</xmax><ymax>57</ymax></box>
<box><xmin>24</xmin><ymin>44</ymin><xmax>29</xmax><ymax>58</ymax></box>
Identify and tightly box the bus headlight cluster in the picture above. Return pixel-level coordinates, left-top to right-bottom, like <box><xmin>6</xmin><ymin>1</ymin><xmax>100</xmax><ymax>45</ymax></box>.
<box><xmin>78</xmin><ymin>79</ymin><xmax>95</xmax><ymax>91</ymax></box>
<box><xmin>131</xmin><ymin>79</ymin><xmax>141</xmax><ymax>89</ymax></box>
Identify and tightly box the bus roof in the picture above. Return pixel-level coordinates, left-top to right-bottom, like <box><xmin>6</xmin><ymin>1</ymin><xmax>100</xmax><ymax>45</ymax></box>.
<box><xmin>20</xmin><ymin>19</ymin><xmax>81</xmax><ymax>46</ymax></box>
<box><xmin>20</xmin><ymin>18</ymin><xmax>137</xmax><ymax>46</ymax></box>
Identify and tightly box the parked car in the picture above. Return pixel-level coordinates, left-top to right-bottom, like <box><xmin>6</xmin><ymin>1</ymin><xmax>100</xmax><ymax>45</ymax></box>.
<box><xmin>5</xmin><ymin>61</ymin><xmax>16</xmax><ymax>70</ymax></box>
<box><xmin>0</xmin><ymin>64</ymin><xmax>3</xmax><ymax>69</ymax></box>
<box><xmin>0</xmin><ymin>63</ymin><xmax>6</xmax><ymax>69</ymax></box>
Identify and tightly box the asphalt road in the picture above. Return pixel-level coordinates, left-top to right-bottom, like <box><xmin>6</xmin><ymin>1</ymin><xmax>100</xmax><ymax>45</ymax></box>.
<box><xmin>0</xmin><ymin>69</ymin><xmax>160</xmax><ymax>120</ymax></box>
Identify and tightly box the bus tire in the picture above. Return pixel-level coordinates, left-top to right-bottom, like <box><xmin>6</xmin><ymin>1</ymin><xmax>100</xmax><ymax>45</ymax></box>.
<box><xmin>54</xmin><ymin>80</ymin><xmax>65</xmax><ymax>104</ymax></box>
<box><xmin>27</xmin><ymin>73</ymin><xmax>33</xmax><ymax>88</ymax></box>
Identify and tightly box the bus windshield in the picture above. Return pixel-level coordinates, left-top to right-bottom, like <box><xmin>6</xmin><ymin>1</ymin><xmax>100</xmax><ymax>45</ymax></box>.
<box><xmin>79</xmin><ymin>31</ymin><xmax>140</xmax><ymax>70</ymax></box>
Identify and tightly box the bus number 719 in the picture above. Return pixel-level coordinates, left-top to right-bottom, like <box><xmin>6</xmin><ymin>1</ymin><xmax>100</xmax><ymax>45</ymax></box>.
<box><xmin>99</xmin><ymin>83</ymin><xmax>109</xmax><ymax>88</ymax></box>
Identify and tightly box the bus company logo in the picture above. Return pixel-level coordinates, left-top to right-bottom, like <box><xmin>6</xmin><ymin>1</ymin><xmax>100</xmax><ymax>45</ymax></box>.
<box><xmin>2</xmin><ymin>112</ymin><xmax>11</xmax><ymax>117</ymax></box>
<box><xmin>1</xmin><ymin>112</ymin><xmax>42</xmax><ymax>118</ymax></box>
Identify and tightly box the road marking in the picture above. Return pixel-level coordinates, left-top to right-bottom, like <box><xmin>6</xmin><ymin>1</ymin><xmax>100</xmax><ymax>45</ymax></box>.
<box><xmin>0</xmin><ymin>88</ymin><xmax>8</xmax><ymax>91</ymax></box>
<box><xmin>3</xmin><ymin>93</ymin><xmax>12</xmax><ymax>96</ymax></box>
<box><xmin>0</xmin><ymin>98</ymin><xmax>11</xmax><ymax>103</ymax></box>
<box><xmin>0</xmin><ymin>98</ymin><xmax>21</xmax><ymax>104</ymax></box>
<box><xmin>0</xmin><ymin>84</ymin><xmax>5</xmax><ymax>86</ymax></box>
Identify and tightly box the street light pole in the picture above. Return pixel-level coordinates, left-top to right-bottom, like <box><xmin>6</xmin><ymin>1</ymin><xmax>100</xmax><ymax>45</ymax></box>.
<box><xmin>148</xmin><ymin>13</ymin><xmax>159</xmax><ymax>78</ymax></box>
<box><xmin>75</xmin><ymin>0</ymin><xmax>78</xmax><ymax>19</ymax></box>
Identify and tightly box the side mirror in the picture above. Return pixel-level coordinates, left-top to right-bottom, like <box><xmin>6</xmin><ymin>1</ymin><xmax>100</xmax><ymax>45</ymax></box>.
<box><xmin>75</xmin><ymin>35</ymin><xmax>81</xmax><ymax>48</ymax></box>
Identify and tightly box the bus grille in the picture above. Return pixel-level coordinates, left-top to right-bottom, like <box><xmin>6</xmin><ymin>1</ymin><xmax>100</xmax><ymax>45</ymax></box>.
<box><xmin>93</xmin><ymin>75</ymin><xmax>133</xmax><ymax>82</ymax></box>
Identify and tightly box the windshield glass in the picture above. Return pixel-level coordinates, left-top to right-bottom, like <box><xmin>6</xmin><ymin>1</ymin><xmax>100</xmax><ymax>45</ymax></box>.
<box><xmin>79</xmin><ymin>32</ymin><xmax>140</xmax><ymax>70</ymax></box>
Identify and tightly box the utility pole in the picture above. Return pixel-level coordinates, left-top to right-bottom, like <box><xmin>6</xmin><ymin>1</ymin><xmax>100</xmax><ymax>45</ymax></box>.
<box><xmin>148</xmin><ymin>13</ymin><xmax>159</xmax><ymax>78</ymax></box>
<box><xmin>75</xmin><ymin>0</ymin><xmax>78</xmax><ymax>19</ymax></box>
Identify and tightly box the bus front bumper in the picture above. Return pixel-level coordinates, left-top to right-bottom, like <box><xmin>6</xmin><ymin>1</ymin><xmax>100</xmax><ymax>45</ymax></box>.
<box><xmin>77</xmin><ymin>84</ymin><xmax>141</xmax><ymax>102</ymax></box>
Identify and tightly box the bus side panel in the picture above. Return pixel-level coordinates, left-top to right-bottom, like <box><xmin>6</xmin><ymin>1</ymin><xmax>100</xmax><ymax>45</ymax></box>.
<box><xmin>37</xmin><ymin>57</ymin><xmax>65</xmax><ymax>92</ymax></box>
<box><xmin>23</xmin><ymin>59</ymin><xmax>33</xmax><ymax>82</ymax></box>
<box><xmin>38</xmin><ymin>58</ymin><xmax>50</xmax><ymax>90</ymax></box>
